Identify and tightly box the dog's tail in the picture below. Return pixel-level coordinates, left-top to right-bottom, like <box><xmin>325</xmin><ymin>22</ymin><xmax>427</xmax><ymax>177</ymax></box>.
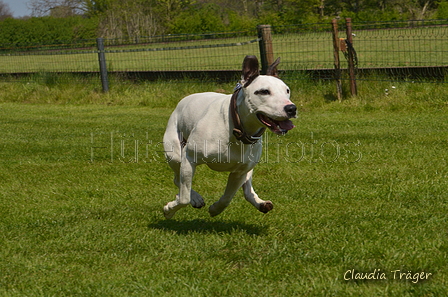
<box><xmin>163</xmin><ymin>113</ymin><xmax>183</xmax><ymax>165</ymax></box>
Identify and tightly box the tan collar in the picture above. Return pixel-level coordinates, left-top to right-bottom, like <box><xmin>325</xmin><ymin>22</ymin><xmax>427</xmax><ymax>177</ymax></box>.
<box><xmin>230</xmin><ymin>88</ymin><xmax>266</xmax><ymax>144</ymax></box>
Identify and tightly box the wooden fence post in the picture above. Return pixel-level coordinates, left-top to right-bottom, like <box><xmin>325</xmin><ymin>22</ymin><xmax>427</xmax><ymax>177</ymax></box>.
<box><xmin>331</xmin><ymin>19</ymin><xmax>342</xmax><ymax>101</ymax></box>
<box><xmin>257</xmin><ymin>25</ymin><xmax>274</xmax><ymax>75</ymax></box>
<box><xmin>345</xmin><ymin>18</ymin><xmax>357</xmax><ymax>96</ymax></box>
<box><xmin>96</xmin><ymin>38</ymin><xmax>109</xmax><ymax>93</ymax></box>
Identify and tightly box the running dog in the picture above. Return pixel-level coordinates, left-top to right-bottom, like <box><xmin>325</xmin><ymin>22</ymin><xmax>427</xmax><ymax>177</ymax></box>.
<box><xmin>163</xmin><ymin>55</ymin><xmax>297</xmax><ymax>219</ymax></box>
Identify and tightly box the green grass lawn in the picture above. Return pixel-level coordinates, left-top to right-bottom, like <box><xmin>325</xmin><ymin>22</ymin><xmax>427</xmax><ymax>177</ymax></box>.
<box><xmin>0</xmin><ymin>79</ymin><xmax>447</xmax><ymax>296</ymax></box>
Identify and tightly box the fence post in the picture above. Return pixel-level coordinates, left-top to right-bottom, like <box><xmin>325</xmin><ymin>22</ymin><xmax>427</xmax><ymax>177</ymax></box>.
<box><xmin>96</xmin><ymin>38</ymin><xmax>109</xmax><ymax>93</ymax></box>
<box><xmin>257</xmin><ymin>25</ymin><xmax>274</xmax><ymax>75</ymax></box>
<box><xmin>345</xmin><ymin>18</ymin><xmax>357</xmax><ymax>96</ymax></box>
<box><xmin>331</xmin><ymin>19</ymin><xmax>342</xmax><ymax>101</ymax></box>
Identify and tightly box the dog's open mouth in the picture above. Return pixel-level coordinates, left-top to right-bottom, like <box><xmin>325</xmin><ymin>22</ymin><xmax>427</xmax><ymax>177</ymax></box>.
<box><xmin>257</xmin><ymin>113</ymin><xmax>295</xmax><ymax>135</ymax></box>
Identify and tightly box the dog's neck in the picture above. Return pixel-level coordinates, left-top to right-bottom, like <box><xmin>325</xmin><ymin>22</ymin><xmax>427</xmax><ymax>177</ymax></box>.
<box><xmin>230</xmin><ymin>88</ymin><xmax>265</xmax><ymax>144</ymax></box>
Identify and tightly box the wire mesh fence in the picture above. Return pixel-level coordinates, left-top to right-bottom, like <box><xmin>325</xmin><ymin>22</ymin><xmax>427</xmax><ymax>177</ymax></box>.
<box><xmin>272</xmin><ymin>23</ymin><xmax>335</xmax><ymax>71</ymax></box>
<box><xmin>0</xmin><ymin>20</ymin><xmax>447</xmax><ymax>86</ymax></box>
<box><xmin>0</xmin><ymin>31</ymin><xmax>260</xmax><ymax>74</ymax></box>
<box><xmin>105</xmin><ymin>36</ymin><xmax>260</xmax><ymax>72</ymax></box>
<box><xmin>344</xmin><ymin>20</ymin><xmax>448</xmax><ymax>81</ymax></box>
<box><xmin>272</xmin><ymin>20</ymin><xmax>448</xmax><ymax>82</ymax></box>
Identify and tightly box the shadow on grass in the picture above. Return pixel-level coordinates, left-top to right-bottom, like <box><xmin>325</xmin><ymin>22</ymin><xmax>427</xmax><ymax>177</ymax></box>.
<box><xmin>149</xmin><ymin>219</ymin><xmax>266</xmax><ymax>236</ymax></box>
<box><xmin>324</xmin><ymin>93</ymin><xmax>339</xmax><ymax>102</ymax></box>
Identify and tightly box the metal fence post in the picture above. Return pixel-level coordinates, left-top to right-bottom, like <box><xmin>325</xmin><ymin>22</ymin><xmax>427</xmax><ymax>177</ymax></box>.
<box><xmin>96</xmin><ymin>38</ymin><xmax>109</xmax><ymax>93</ymax></box>
<box><xmin>331</xmin><ymin>19</ymin><xmax>342</xmax><ymax>101</ymax></box>
<box><xmin>345</xmin><ymin>18</ymin><xmax>358</xmax><ymax>96</ymax></box>
<box><xmin>257</xmin><ymin>25</ymin><xmax>274</xmax><ymax>75</ymax></box>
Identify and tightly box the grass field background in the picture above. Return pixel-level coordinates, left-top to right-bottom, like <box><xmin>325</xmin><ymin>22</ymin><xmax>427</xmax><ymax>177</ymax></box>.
<box><xmin>0</xmin><ymin>77</ymin><xmax>447</xmax><ymax>295</ymax></box>
<box><xmin>1</xmin><ymin>25</ymin><xmax>447</xmax><ymax>73</ymax></box>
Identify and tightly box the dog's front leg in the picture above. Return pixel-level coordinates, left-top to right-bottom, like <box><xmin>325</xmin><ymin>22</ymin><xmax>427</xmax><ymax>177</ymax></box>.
<box><xmin>209</xmin><ymin>172</ymin><xmax>247</xmax><ymax>217</ymax></box>
<box><xmin>242</xmin><ymin>170</ymin><xmax>273</xmax><ymax>213</ymax></box>
<box><xmin>163</xmin><ymin>152</ymin><xmax>196</xmax><ymax>219</ymax></box>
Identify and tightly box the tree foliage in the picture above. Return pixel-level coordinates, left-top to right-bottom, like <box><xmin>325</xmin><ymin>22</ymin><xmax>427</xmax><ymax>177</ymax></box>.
<box><xmin>0</xmin><ymin>0</ymin><xmax>447</xmax><ymax>45</ymax></box>
<box><xmin>0</xmin><ymin>0</ymin><xmax>13</xmax><ymax>21</ymax></box>
<box><xmin>28</xmin><ymin>0</ymin><xmax>87</xmax><ymax>17</ymax></box>
<box><xmin>97</xmin><ymin>0</ymin><xmax>160</xmax><ymax>40</ymax></box>
<box><xmin>0</xmin><ymin>15</ymin><xmax>98</xmax><ymax>46</ymax></box>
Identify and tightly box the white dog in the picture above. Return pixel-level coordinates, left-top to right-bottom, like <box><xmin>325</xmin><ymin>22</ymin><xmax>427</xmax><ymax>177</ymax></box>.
<box><xmin>163</xmin><ymin>55</ymin><xmax>297</xmax><ymax>219</ymax></box>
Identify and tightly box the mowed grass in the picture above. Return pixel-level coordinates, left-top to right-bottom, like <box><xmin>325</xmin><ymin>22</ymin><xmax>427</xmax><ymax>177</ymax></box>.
<box><xmin>1</xmin><ymin>25</ymin><xmax>447</xmax><ymax>73</ymax></box>
<box><xmin>0</xmin><ymin>78</ymin><xmax>448</xmax><ymax>296</ymax></box>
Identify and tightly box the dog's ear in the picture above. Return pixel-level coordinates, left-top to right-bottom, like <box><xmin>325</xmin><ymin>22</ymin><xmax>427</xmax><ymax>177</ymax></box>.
<box><xmin>266</xmin><ymin>57</ymin><xmax>281</xmax><ymax>77</ymax></box>
<box><xmin>242</xmin><ymin>55</ymin><xmax>260</xmax><ymax>87</ymax></box>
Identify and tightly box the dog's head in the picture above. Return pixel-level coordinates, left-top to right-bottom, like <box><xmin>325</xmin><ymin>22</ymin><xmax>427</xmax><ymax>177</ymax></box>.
<box><xmin>240</xmin><ymin>55</ymin><xmax>296</xmax><ymax>135</ymax></box>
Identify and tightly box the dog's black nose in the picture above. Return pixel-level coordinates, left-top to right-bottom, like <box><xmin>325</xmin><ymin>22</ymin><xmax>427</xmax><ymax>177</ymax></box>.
<box><xmin>284</xmin><ymin>104</ymin><xmax>297</xmax><ymax>118</ymax></box>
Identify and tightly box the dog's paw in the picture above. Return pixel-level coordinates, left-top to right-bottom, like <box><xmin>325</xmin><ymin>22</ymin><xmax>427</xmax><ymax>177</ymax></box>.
<box><xmin>191</xmin><ymin>200</ymin><xmax>205</xmax><ymax>208</ymax></box>
<box><xmin>208</xmin><ymin>203</ymin><xmax>222</xmax><ymax>217</ymax></box>
<box><xmin>259</xmin><ymin>201</ymin><xmax>274</xmax><ymax>213</ymax></box>
<box><xmin>190</xmin><ymin>190</ymin><xmax>205</xmax><ymax>208</ymax></box>
<box><xmin>163</xmin><ymin>203</ymin><xmax>176</xmax><ymax>219</ymax></box>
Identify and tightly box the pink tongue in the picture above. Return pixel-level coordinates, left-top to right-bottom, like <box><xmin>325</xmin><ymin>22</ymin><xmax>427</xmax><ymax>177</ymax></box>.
<box><xmin>278</xmin><ymin>119</ymin><xmax>295</xmax><ymax>131</ymax></box>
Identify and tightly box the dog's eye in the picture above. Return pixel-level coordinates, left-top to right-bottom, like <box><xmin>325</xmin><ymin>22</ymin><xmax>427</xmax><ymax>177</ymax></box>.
<box><xmin>255</xmin><ymin>89</ymin><xmax>270</xmax><ymax>96</ymax></box>
<box><xmin>286</xmin><ymin>89</ymin><xmax>290</xmax><ymax>94</ymax></box>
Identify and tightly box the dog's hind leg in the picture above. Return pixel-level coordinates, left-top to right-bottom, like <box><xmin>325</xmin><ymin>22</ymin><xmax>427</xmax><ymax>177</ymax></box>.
<box><xmin>163</xmin><ymin>134</ymin><xmax>204</xmax><ymax>218</ymax></box>
<box><xmin>163</xmin><ymin>149</ymin><xmax>197</xmax><ymax>219</ymax></box>
<box><xmin>165</xmin><ymin>136</ymin><xmax>205</xmax><ymax>212</ymax></box>
<box><xmin>162</xmin><ymin>126</ymin><xmax>197</xmax><ymax>218</ymax></box>
<box><xmin>242</xmin><ymin>170</ymin><xmax>273</xmax><ymax>213</ymax></box>
<box><xmin>209</xmin><ymin>172</ymin><xmax>247</xmax><ymax>217</ymax></box>
<box><xmin>169</xmin><ymin>162</ymin><xmax>205</xmax><ymax>210</ymax></box>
